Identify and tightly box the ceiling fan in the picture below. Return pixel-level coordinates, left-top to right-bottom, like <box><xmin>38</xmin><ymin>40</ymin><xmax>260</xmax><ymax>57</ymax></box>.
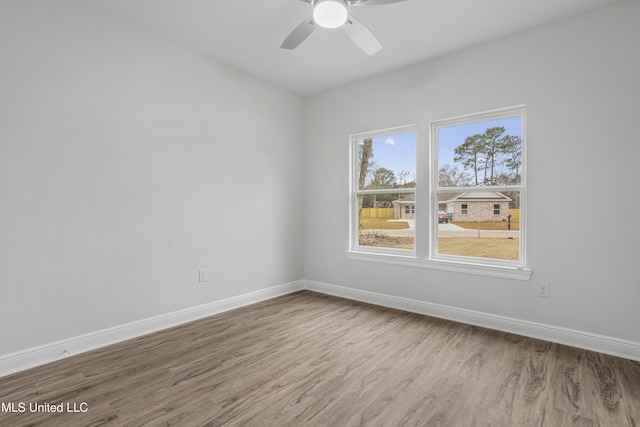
<box><xmin>280</xmin><ymin>0</ymin><xmax>408</xmax><ymax>56</ymax></box>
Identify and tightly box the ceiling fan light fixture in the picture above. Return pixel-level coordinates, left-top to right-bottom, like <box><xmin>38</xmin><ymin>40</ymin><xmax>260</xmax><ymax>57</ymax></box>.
<box><xmin>313</xmin><ymin>0</ymin><xmax>348</xmax><ymax>29</ymax></box>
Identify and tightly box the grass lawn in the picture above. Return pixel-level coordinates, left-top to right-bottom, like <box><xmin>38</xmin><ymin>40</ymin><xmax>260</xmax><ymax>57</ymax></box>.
<box><xmin>452</xmin><ymin>220</ymin><xmax>520</xmax><ymax>231</ymax></box>
<box><xmin>438</xmin><ymin>237</ymin><xmax>519</xmax><ymax>260</ymax></box>
<box><xmin>360</xmin><ymin>218</ymin><xmax>409</xmax><ymax>230</ymax></box>
<box><xmin>358</xmin><ymin>235</ymin><xmax>519</xmax><ymax>260</ymax></box>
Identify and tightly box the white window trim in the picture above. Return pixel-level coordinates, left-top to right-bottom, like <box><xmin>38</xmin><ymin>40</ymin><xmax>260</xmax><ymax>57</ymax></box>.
<box><xmin>348</xmin><ymin>108</ymin><xmax>531</xmax><ymax>282</ymax></box>
<box><xmin>349</xmin><ymin>125</ymin><xmax>417</xmax><ymax>257</ymax></box>
<box><xmin>347</xmin><ymin>251</ymin><xmax>532</xmax><ymax>281</ymax></box>
<box><xmin>430</xmin><ymin>106</ymin><xmax>527</xmax><ymax>274</ymax></box>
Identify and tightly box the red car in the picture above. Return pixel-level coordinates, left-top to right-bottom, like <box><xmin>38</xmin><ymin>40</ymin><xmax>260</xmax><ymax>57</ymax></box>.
<box><xmin>438</xmin><ymin>211</ymin><xmax>449</xmax><ymax>223</ymax></box>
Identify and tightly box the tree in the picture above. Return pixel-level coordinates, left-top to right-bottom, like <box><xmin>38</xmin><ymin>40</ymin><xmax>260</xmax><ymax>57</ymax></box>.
<box><xmin>501</xmin><ymin>135</ymin><xmax>522</xmax><ymax>180</ymax></box>
<box><xmin>357</xmin><ymin>138</ymin><xmax>373</xmax><ymax>209</ymax></box>
<box><xmin>397</xmin><ymin>169</ymin><xmax>410</xmax><ymax>185</ymax></box>
<box><xmin>358</xmin><ymin>138</ymin><xmax>373</xmax><ymax>191</ymax></box>
<box><xmin>370</xmin><ymin>167</ymin><xmax>395</xmax><ymax>206</ymax></box>
<box><xmin>439</xmin><ymin>164</ymin><xmax>470</xmax><ymax>187</ymax></box>
<box><xmin>369</xmin><ymin>167</ymin><xmax>396</xmax><ymax>189</ymax></box>
<box><xmin>482</xmin><ymin>126</ymin><xmax>506</xmax><ymax>185</ymax></box>
<box><xmin>452</xmin><ymin>127</ymin><xmax>522</xmax><ymax>186</ymax></box>
<box><xmin>454</xmin><ymin>134</ymin><xmax>485</xmax><ymax>185</ymax></box>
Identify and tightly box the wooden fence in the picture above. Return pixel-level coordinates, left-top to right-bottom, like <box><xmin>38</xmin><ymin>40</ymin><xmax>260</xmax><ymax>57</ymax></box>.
<box><xmin>509</xmin><ymin>208</ymin><xmax>520</xmax><ymax>220</ymax></box>
<box><xmin>360</xmin><ymin>208</ymin><xmax>395</xmax><ymax>218</ymax></box>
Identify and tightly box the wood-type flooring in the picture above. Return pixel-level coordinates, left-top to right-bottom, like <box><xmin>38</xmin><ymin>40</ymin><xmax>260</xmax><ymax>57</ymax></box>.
<box><xmin>1</xmin><ymin>291</ymin><xmax>639</xmax><ymax>426</ymax></box>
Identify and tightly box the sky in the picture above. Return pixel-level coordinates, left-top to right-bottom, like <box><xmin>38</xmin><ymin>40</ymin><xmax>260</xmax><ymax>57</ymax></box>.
<box><xmin>365</xmin><ymin>116</ymin><xmax>521</xmax><ymax>185</ymax></box>
<box><xmin>369</xmin><ymin>131</ymin><xmax>417</xmax><ymax>183</ymax></box>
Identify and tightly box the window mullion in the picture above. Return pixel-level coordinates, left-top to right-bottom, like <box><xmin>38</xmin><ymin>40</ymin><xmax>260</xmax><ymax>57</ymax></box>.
<box><xmin>355</xmin><ymin>188</ymin><xmax>415</xmax><ymax>196</ymax></box>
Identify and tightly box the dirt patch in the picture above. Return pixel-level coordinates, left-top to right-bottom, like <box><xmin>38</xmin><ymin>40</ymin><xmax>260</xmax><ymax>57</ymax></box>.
<box><xmin>359</xmin><ymin>235</ymin><xmax>414</xmax><ymax>250</ymax></box>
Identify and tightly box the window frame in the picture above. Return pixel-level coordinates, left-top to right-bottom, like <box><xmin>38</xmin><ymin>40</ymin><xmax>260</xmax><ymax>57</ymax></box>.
<box><xmin>349</xmin><ymin>125</ymin><xmax>417</xmax><ymax>257</ymax></box>
<box><xmin>430</xmin><ymin>105</ymin><xmax>527</xmax><ymax>271</ymax></box>
<box><xmin>348</xmin><ymin>106</ymin><xmax>530</xmax><ymax>281</ymax></box>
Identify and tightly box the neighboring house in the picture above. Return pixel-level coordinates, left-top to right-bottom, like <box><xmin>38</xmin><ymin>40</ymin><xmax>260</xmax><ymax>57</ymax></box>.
<box><xmin>393</xmin><ymin>193</ymin><xmax>415</xmax><ymax>219</ymax></box>
<box><xmin>393</xmin><ymin>191</ymin><xmax>511</xmax><ymax>221</ymax></box>
<box><xmin>439</xmin><ymin>192</ymin><xmax>511</xmax><ymax>222</ymax></box>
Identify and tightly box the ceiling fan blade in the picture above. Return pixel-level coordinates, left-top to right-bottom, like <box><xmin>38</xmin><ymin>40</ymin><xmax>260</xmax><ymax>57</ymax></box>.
<box><xmin>349</xmin><ymin>0</ymin><xmax>408</xmax><ymax>6</ymax></box>
<box><xmin>280</xmin><ymin>18</ymin><xmax>317</xmax><ymax>50</ymax></box>
<box><xmin>343</xmin><ymin>15</ymin><xmax>382</xmax><ymax>55</ymax></box>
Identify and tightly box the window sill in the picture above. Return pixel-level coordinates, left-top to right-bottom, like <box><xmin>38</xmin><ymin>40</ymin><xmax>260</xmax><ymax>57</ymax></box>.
<box><xmin>347</xmin><ymin>250</ymin><xmax>532</xmax><ymax>281</ymax></box>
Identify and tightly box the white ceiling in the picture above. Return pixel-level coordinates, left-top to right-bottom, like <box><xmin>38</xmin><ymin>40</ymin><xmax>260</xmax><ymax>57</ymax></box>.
<box><xmin>88</xmin><ymin>0</ymin><xmax>619</xmax><ymax>96</ymax></box>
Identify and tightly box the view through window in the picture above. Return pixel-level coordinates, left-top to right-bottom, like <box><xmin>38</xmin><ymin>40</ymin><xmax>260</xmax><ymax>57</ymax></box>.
<box><xmin>349</xmin><ymin>107</ymin><xmax>526</xmax><ymax>275</ymax></box>
<box><xmin>433</xmin><ymin>107</ymin><xmax>525</xmax><ymax>265</ymax></box>
<box><xmin>353</xmin><ymin>128</ymin><xmax>416</xmax><ymax>251</ymax></box>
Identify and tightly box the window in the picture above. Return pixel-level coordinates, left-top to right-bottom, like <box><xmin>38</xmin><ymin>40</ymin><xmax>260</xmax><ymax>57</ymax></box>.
<box><xmin>350</xmin><ymin>126</ymin><xmax>416</xmax><ymax>253</ymax></box>
<box><xmin>349</xmin><ymin>106</ymin><xmax>529</xmax><ymax>280</ymax></box>
<box><xmin>432</xmin><ymin>105</ymin><xmax>526</xmax><ymax>268</ymax></box>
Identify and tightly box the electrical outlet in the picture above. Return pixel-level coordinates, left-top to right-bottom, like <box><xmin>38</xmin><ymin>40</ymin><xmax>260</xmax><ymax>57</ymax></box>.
<box><xmin>198</xmin><ymin>268</ymin><xmax>207</xmax><ymax>282</ymax></box>
<box><xmin>339</xmin><ymin>258</ymin><xmax>345</xmax><ymax>269</ymax></box>
<box><xmin>538</xmin><ymin>282</ymin><xmax>550</xmax><ymax>298</ymax></box>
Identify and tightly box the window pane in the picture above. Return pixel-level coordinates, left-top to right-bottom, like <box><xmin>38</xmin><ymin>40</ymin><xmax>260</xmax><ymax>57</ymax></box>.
<box><xmin>436</xmin><ymin>191</ymin><xmax>520</xmax><ymax>261</ymax></box>
<box><xmin>438</xmin><ymin>117</ymin><xmax>522</xmax><ymax>187</ymax></box>
<box><xmin>357</xmin><ymin>131</ymin><xmax>416</xmax><ymax>191</ymax></box>
<box><xmin>358</xmin><ymin>194</ymin><xmax>414</xmax><ymax>250</ymax></box>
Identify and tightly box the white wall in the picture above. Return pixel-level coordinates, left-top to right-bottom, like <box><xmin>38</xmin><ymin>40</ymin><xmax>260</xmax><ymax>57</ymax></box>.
<box><xmin>0</xmin><ymin>1</ymin><xmax>304</xmax><ymax>356</ymax></box>
<box><xmin>304</xmin><ymin>0</ymin><xmax>640</xmax><ymax>344</ymax></box>
<box><xmin>2</xmin><ymin>0</ymin><xmax>638</xmax><ymax>368</ymax></box>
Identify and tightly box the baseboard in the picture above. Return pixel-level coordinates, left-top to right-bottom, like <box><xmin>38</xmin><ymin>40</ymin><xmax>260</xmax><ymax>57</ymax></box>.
<box><xmin>0</xmin><ymin>280</ymin><xmax>304</xmax><ymax>378</ymax></box>
<box><xmin>4</xmin><ymin>278</ymin><xmax>638</xmax><ymax>378</ymax></box>
<box><xmin>303</xmin><ymin>280</ymin><xmax>640</xmax><ymax>362</ymax></box>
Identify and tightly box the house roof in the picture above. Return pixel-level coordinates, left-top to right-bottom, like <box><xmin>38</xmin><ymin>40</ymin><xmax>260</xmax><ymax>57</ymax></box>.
<box><xmin>438</xmin><ymin>193</ymin><xmax>464</xmax><ymax>203</ymax></box>
<box><xmin>393</xmin><ymin>193</ymin><xmax>414</xmax><ymax>204</ymax></box>
<box><xmin>395</xmin><ymin>191</ymin><xmax>511</xmax><ymax>204</ymax></box>
<box><xmin>439</xmin><ymin>191</ymin><xmax>512</xmax><ymax>203</ymax></box>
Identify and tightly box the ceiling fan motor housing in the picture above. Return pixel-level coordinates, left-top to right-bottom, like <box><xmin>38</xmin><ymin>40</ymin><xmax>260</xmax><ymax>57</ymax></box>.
<box><xmin>313</xmin><ymin>0</ymin><xmax>349</xmax><ymax>29</ymax></box>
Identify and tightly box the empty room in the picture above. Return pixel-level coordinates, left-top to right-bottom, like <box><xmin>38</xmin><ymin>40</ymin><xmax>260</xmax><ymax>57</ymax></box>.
<box><xmin>1</xmin><ymin>0</ymin><xmax>639</xmax><ymax>425</ymax></box>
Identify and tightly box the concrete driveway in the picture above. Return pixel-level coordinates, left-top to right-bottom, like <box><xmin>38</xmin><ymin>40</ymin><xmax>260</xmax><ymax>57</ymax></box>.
<box><xmin>362</xmin><ymin>220</ymin><xmax>519</xmax><ymax>238</ymax></box>
<box><xmin>438</xmin><ymin>222</ymin><xmax>519</xmax><ymax>238</ymax></box>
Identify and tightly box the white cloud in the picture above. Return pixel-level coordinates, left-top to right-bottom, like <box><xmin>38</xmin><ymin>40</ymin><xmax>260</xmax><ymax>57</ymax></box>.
<box><xmin>385</xmin><ymin>138</ymin><xmax>396</xmax><ymax>145</ymax></box>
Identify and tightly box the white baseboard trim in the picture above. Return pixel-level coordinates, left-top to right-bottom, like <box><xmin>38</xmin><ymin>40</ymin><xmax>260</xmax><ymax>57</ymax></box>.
<box><xmin>0</xmin><ymin>280</ymin><xmax>304</xmax><ymax>378</ymax></box>
<box><xmin>4</xmin><ymin>278</ymin><xmax>638</xmax><ymax>378</ymax></box>
<box><xmin>303</xmin><ymin>280</ymin><xmax>640</xmax><ymax>362</ymax></box>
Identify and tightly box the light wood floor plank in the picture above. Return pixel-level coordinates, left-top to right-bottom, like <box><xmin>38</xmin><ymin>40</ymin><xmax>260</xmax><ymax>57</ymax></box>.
<box><xmin>1</xmin><ymin>291</ymin><xmax>638</xmax><ymax>426</ymax></box>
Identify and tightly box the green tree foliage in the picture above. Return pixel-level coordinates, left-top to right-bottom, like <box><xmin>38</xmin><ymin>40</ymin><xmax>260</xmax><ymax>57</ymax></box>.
<box><xmin>501</xmin><ymin>135</ymin><xmax>522</xmax><ymax>178</ymax></box>
<box><xmin>453</xmin><ymin>127</ymin><xmax>521</xmax><ymax>186</ymax></box>
<box><xmin>482</xmin><ymin>126</ymin><xmax>505</xmax><ymax>185</ymax></box>
<box><xmin>369</xmin><ymin>167</ymin><xmax>396</xmax><ymax>189</ymax></box>
<box><xmin>453</xmin><ymin>133</ymin><xmax>485</xmax><ymax>185</ymax></box>
<box><xmin>362</xmin><ymin>167</ymin><xmax>398</xmax><ymax>208</ymax></box>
